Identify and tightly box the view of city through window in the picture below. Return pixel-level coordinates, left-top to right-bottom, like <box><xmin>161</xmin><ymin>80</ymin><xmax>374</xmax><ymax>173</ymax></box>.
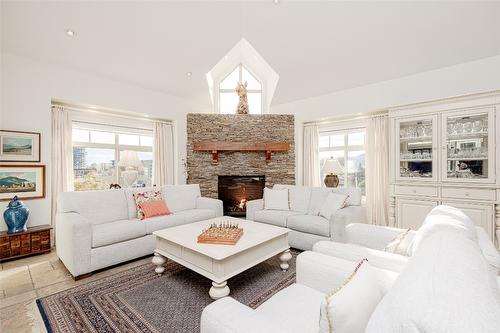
<box><xmin>319</xmin><ymin>129</ymin><xmax>366</xmax><ymax>195</ymax></box>
<box><xmin>72</xmin><ymin>126</ymin><xmax>153</xmax><ymax>191</ymax></box>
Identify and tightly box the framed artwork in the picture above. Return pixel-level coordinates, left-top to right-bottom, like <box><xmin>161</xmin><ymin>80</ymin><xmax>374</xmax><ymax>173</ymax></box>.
<box><xmin>0</xmin><ymin>165</ymin><xmax>46</xmax><ymax>201</ymax></box>
<box><xmin>0</xmin><ymin>130</ymin><xmax>41</xmax><ymax>162</ymax></box>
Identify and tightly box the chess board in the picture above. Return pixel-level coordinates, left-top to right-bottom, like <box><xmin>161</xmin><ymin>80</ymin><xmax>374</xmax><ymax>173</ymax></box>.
<box><xmin>197</xmin><ymin>226</ymin><xmax>244</xmax><ymax>245</ymax></box>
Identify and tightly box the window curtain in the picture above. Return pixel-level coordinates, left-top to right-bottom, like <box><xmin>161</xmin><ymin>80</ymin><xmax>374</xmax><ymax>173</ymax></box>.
<box><xmin>303</xmin><ymin>125</ymin><xmax>321</xmax><ymax>187</ymax></box>
<box><xmin>365</xmin><ymin>114</ymin><xmax>389</xmax><ymax>226</ymax></box>
<box><xmin>51</xmin><ymin>105</ymin><xmax>74</xmax><ymax>238</ymax></box>
<box><xmin>153</xmin><ymin>121</ymin><xmax>175</xmax><ymax>186</ymax></box>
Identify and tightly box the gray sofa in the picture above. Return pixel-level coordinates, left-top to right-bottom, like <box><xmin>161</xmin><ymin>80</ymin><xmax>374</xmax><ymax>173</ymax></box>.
<box><xmin>56</xmin><ymin>184</ymin><xmax>222</xmax><ymax>278</ymax></box>
<box><xmin>246</xmin><ymin>185</ymin><xmax>366</xmax><ymax>250</ymax></box>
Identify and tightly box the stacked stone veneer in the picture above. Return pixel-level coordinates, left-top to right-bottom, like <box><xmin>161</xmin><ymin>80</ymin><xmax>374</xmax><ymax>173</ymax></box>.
<box><xmin>186</xmin><ymin>114</ymin><xmax>295</xmax><ymax>198</ymax></box>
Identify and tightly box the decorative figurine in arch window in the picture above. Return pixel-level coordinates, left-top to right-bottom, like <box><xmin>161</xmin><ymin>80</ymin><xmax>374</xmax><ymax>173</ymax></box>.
<box><xmin>235</xmin><ymin>81</ymin><xmax>249</xmax><ymax>115</ymax></box>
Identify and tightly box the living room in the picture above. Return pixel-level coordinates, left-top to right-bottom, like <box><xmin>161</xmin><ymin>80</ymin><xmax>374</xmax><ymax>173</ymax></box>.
<box><xmin>1</xmin><ymin>1</ymin><xmax>499</xmax><ymax>332</ymax></box>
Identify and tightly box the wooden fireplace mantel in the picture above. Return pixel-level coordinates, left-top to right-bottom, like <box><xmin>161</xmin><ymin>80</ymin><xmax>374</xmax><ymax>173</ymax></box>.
<box><xmin>193</xmin><ymin>141</ymin><xmax>290</xmax><ymax>164</ymax></box>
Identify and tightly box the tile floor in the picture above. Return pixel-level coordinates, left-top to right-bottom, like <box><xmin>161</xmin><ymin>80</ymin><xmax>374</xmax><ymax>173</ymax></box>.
<box><xmin>0</xmin><ymin>250</ymin><xmax>153</xmax><ymax>333</ymax></box>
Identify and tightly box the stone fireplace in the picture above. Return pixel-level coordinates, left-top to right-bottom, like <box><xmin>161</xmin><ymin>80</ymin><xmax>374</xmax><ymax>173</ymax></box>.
<box><xmin>218</xmin><ymin>175</ymin><xmax>265</xmax><ymax>217</ymax></box>
<box><xmin>186</xmin><ymin>114</ymin><xmax>295</xmax><ymax>203</ymax></box>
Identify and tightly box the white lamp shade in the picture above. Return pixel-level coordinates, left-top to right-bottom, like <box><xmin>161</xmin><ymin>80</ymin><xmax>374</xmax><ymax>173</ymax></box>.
<box><xmin>119</xmin><ymin>150</ymin><xmax>143</xmax><ymax>168</ymax></box>
<box><xmin>322</xmin><ymin>159</ymin><xmax>344</xmax><ymax>174</ymax></box>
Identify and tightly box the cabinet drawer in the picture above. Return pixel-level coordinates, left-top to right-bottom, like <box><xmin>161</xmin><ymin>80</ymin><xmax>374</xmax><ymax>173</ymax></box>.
<box><xmin>442</xmin><ymin>187</ymin><xmax>495</xmax><ymax>201</ymax></box>
<box><xmin>395</xmin><ymin>185</ymin><xmax>438</xmax><ymax>197</ymax></box>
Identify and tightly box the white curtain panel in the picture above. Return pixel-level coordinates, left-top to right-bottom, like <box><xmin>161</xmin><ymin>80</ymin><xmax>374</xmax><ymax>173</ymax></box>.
<box><xmin>303</xmin><ymin>125</ymin><xmax>321</xmax><ymax>187</ymax></box>
<box><xmin>153</xmin><ymin>121</ymin><xmax>175</xmax><ymax>186</ymax></box>
<box><xmin>366</xmin><ymin>114</ymin><xmax>390</xmax><ymax>226</ymax></box>
<box><xmin>51</xmin><ymin>105</ymin><xmax>74</xmax><ymax>238</ymax></box>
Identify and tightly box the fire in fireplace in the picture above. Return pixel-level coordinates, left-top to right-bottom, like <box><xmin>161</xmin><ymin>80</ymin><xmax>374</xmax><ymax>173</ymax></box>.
<box><xmin>218</xmin><ymin>176</ymin><xmax>265</xmax><ymax>217</ymax></box>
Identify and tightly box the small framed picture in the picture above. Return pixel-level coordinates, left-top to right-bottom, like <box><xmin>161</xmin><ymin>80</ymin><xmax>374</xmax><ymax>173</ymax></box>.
<box><xmin>0</xmin><ymin>165</ymin><xmax>46</xmax><ymax>201</ymax></box>
<box><xmin>0</xmin><ymin>130</ymin><xmax>41</xmax><ymax>162</ymax></box>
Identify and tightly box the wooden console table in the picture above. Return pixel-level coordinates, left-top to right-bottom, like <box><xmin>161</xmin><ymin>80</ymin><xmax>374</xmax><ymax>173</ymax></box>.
<box><xmin>0</xmin><ymin>225</ymin><xmax>52</xmax><ymax>261</ymax></box>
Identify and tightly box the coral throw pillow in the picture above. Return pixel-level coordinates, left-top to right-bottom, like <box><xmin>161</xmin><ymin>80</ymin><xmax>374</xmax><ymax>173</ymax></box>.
<box><xmin>133</xmin><ymin>190</ymin><xmax>163</xmax><ymax>220</ymax></box>
<box><xmin>138</xmin><ymin>200</ymin><xmax>172</xmax><ymax>220</ymax></box>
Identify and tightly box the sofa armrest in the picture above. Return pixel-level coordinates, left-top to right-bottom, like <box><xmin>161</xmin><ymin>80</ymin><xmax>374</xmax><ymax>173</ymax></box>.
<box><xmin>296</xmin><ymin>251</ymin><xmax>398</xmax><ymax>294</ymax></box>
<box><xmin>345</xmin><ymin>223</ymin><xmax>413</xmax><ymax>250</ymax></box>
<box><xmin>201</xmin><ymin>297</ymin><xmax>287</xmax><ymax>333</ymax></box>
<box><xmin>55</xmin><ymin>212</ymin><xmax>92</xmax><ymax>277</ymax></box>
<box><xmin>476</xmin><ymin>226</ymin><xmax>500</xmax><ymax>274</ymax></box>
<box><xmin>246</xmin><ymin>199</ymin><xmax>263</xmax><ymax>221</ymax></box>
<box><xmin>196</xmin><ymin>197</ymin><xmax>223</xmax><ymax>217</ymax></box>
<box><xmin>329</xmin><ymin>205</ymin><xmax>367</xmax><ymax>242</ymax></box>
<box><xmin>312</xmin><ymin>240</ymin><xmax>408</xmax><ymax>273</ymax></box>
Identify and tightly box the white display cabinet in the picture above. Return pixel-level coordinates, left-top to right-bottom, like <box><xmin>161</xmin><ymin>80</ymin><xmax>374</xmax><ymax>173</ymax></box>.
<box><xmin>388</xmin><ymin>92</ymin><xmax>500</xmax><ymax>248</ymax></box>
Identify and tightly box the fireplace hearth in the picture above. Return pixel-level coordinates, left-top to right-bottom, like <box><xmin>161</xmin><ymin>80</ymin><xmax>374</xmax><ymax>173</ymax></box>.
<box><xmin>218</xmin><ymin>176</ymin><xmax>265</xmax><ymax>217</ymax></box>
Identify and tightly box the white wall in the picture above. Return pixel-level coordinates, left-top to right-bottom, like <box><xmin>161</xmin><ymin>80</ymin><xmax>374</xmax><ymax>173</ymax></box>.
<box><xmin>0</xmin><ymin>52</ymin><xmax>207</xmax><ymax>231</ymax></box>
<box><xmin>271</xmin><ymin>55</ymin><xmax>500</xmax><ymax>185</ymax></box>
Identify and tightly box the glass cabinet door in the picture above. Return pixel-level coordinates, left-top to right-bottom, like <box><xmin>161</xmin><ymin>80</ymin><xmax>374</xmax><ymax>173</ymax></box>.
<box><xmin>443</xmin><ymin>109</ymin><xmax>494</xmax><ymax>182</ymax></box>
<box><xmin>397</xmin><ymin>116</ymin><xmax>436</xmax><ymax>180</ymax></box>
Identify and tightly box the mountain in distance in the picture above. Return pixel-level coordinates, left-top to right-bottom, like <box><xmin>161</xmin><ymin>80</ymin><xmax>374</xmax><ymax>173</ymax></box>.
<box><xmin>0</xmin><ymin>176</ymin><xmax>29</xmax><ymax>187</ymax></box>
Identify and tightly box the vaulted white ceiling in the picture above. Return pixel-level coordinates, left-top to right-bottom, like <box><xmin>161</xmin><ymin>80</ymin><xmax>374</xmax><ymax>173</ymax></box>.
<box><xmin>2</xmin><ymin>1</ymin><xmax>500</xmax><ymax>108</ymax></box>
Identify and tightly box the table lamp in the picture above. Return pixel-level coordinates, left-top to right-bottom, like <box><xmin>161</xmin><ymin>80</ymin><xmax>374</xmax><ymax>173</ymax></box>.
<box><xmin>322</xmin><ymin>159</ymin><xmax>343</xmax><ymax>188</ymax></box>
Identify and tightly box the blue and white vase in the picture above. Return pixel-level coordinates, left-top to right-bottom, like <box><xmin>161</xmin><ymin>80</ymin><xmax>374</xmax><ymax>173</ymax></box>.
<box><xmin>3</xmin><ymin>196</ymin><xmax>30</xmax><ymax>233</ymax></box>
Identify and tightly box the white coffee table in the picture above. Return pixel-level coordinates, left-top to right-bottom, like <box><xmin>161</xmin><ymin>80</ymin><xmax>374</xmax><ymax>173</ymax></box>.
<box><xmin>152</xmin><ymin>216</ymin><xmax>291</xmax><ymax>300</ymax></box>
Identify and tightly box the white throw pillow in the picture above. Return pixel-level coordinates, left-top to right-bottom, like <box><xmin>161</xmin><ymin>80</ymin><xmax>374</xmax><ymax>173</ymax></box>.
<box><xmin>307</xmin><ymin>188</ymin><xmax>332</xmax><ymax>215</ymax></box>
<box><xmin>333</xmin><ymin>187</ymin><xmax>362</xmax><ymax>206</ymax></box>
<box><xmin>319</xmin><ymin>192</ymin><xmax>349</xmax><ymax>220</ymax></box>
<box><xmin>319</xmin><ymin>259</ymin><xmax>383</xmax><ymax>333</ymax></box>
<box><xmin>273</xmin><ymin>184</ymin><xmax>311</xmax><ymax>213</ymax></box>
<box><xmin>411</xmin><ymin>205</ymin><xmax>477</xmax><ymax>255</ymax></box>
<box><xmin>263</xmin><ymin>188</ymin><xmax>290</xmax><ymax>211</ymax></box>
<box><xmin>384</xmin><ymin>228</ymin><xmax>413</xmax><ymax>256</ymax></box>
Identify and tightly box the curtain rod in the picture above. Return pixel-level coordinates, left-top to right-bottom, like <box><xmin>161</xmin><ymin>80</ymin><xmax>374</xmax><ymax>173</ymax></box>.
<box><xmin>304</xmin><ymin>110</ymin><xmax>388</xmax><ymax>126</ymax></box>
<box><xmin>51</xmin><ymin>102</ymin><xmax>173</xmax><ymax>125</ymax></box>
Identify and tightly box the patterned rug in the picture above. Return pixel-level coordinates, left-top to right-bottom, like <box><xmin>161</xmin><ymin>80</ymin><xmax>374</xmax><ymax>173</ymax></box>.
<box><xmin>37</xmin><ymin>250</ymin><xmax>298</xmax><ymax>333</ymax></box>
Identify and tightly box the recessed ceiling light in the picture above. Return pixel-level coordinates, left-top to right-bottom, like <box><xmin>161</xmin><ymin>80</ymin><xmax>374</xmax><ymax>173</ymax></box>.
<box><xmin>273</xmin><ymin>0</ymin><xmax>280</xmax><ymax>4</ymax></box>
<box><xmin>186</xmin><ymin>72</ymin><xmax>193</xmax><ymax>77</ymax></box>
<box><xmin>65</xmin><ymin>29</ymin><xmax>75</xmax><ymax>37</ymax></box>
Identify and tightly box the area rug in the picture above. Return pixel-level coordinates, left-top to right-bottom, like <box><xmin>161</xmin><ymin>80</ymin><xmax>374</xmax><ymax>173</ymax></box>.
<box><xmin>37</xmin><ymin>250</ymin><xmax>298</xmax><ymax>333</ymax></box>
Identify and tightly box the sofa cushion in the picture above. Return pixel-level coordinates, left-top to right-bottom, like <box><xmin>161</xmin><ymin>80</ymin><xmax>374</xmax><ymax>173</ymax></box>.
<box><xmin>92</xmin><ymin>219</ymin><xmax>147</xmax><ymax>248</ymax></box>
<box><xmin>256</xmin><ymin>283</ymin><xmax>323</xmax><ymax>333</ymax></box>
<box><xmin>333</xmin><ymin>187</ymin><xmax>362</xmax><ymax>206</ymax></box>
<box><xmin>307</xmin><ymin>187</ymin><xmax>332</xmax><ymax>215</ymax></box>
<box><xmin>163</xmin><ymin>184</ymin><xmax>201</xmax><ymax>212</ymax></box>
<box><xmin>411</xmin><ymin>205</ymin><xmax>477</xmax><ymax>255</ymax></box>
<box><xmin>287</xmin><ymin>214</ymin><xmax>330</xmax><ymax>237</ymax></box>
<box><xmin>263</xmin><ymin>188</ymin><xmax>290</xmax><ymax>210</ymax></box>
<box><xmin>366</xmin><ymin>231</ymin><xmax>500</xmax><ymax>333</ymax></box>
<box><xmin>254</xmin><ymin>210</ymin><xmax>302</xmax><ymax>227</ymax></box>
<box><xmin>274</xmin><ymin>185</ymin><xmax>312</xmax><ymax>214</ymax></box>
<box><xmin>144</xmin><ymin>214</ymin><xmax>186</xmax><ymax>234</ymax></box>
<box><xmin>174</xmin><ymin>209</ymin><xmax>216</xmax><ymax>223</ymax></box>
<box><xmin>58</xmin><ymin>189</ymin><xmax>128</xmax><ymax>224</ymax></box>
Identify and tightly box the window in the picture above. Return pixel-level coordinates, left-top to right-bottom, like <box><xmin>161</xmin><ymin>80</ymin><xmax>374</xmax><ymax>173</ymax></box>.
<box><xmin>72</xmin><ymin>124</ymin><xmax>153</xmax><ymax>191</ymax></box>
<box><xmin>319</xmin><ymin>128</ymin><xmax>366</xmax><ymax>195</ymax></box>
<box><xmin>219</xmin><ymin>64</ymin><xmax>262</xmax><ymax>114</ymax></box>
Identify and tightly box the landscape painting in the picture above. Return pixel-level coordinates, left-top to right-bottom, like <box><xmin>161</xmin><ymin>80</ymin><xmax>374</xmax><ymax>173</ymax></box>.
<box><xmin>0</xmin><ymin>165</ymin><xmax>45</xmax><ymax>201</ymax></box>
<box><xmin>2</xmin><ymin>136</ymin><xmax>33</xmax><ymax>156</ymax></box>
<box><xmin>0</xmin><ymin>130</ymin><xmax>40</xmax><ymax>162</ymax></box>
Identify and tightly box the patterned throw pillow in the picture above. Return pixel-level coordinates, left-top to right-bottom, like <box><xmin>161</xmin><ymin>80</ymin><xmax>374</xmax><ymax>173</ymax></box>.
<box><xmin>133</xmin><ymin>190</ymin><xmax>163</xmax><ymax>220</ymax></box>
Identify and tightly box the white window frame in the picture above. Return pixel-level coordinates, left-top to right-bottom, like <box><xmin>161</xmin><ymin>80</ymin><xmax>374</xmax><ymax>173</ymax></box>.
<box><xmin>72</xmin><ymin>122</ymin><xmax>153</xmax><ymax>187</ymax></box>
<box><xmin>218</xmin><ymin>64</ymin><xmax>263</xmax><ymax>114</ymax></box>
<box><xmin>319</xmin><ymin>127</ymin><xmax>366</xmax><ymax>193</ymax></box>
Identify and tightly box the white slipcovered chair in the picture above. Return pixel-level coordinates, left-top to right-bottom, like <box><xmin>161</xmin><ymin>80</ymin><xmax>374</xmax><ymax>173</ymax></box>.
<box><xmin>201</xmin><ymin>205</ymin><xmax>500</xmax><ymax>333</ymax></box>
